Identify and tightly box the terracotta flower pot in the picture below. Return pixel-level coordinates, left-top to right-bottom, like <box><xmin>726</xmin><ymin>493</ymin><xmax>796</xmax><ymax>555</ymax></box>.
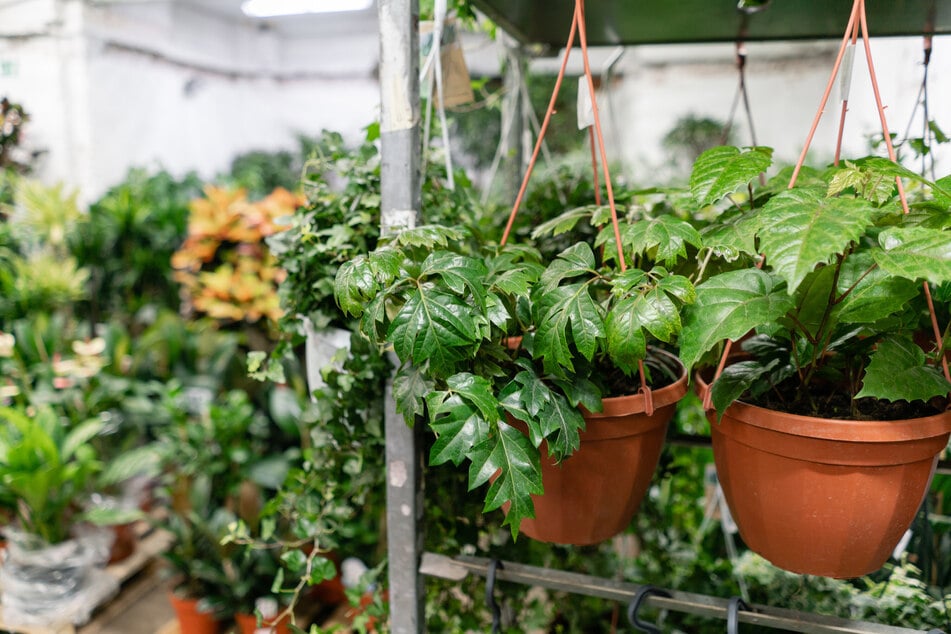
<box><xmin>168</xmin><ymin>593</ymin><xmax>221</xmax><ymax>634</ymax></box>
<box><xmin>107</xmin><ymin>522</ymin><xmax>136</xmax><ymax>565</ymax></box>
<box><xmin>517</xmin><ymin>350</ymin><xmax>688</xmax><ymax>545</ymax></box>
<box><xmin>234</xmin><ymin>612</ymin><xmax>291</xmax><ymax>634</ymax></box>
<box><xmin>699</xmin><ymin>375</ymin><xmax>951</xmax><ymax>578</ymax></box>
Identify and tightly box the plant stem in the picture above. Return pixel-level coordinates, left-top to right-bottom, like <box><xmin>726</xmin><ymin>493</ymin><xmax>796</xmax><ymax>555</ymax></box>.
<box><xmin>801</xmin><ymin>254</ymin><xmax>846</xmax><ymax>390</ymax></box>
<box><xmin>725</xmin><ymin>194</ymin><xmax>745</xmax><ymax>213</ymax></box>
<box><xmin>834</xmin><ymin>262</ymin><xmax>878</xmax><ymax>305</ymax></box>
<box><xmin>692</xmin><ymin>248</ymin><xmax>714</xmax><ymax>285</ymax></box>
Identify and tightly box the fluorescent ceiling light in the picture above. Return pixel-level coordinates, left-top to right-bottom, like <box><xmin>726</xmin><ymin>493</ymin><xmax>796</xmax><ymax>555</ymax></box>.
<box><xmin>241</xmin><ymin>0</ymin><xmax>373</xmax><ymax>17</ymax></box>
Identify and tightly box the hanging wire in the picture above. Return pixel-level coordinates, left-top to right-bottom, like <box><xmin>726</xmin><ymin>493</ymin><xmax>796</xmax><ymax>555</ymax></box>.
<box><xmin>497</xmin><ymin>0</ymin><xmax>654</xmax><ymax>411</ymax></box>
<box><xmin>899</xmin><ymin>34</ymin><xmax>936</xmax><ymax>182</ymax></box>
<box><xmin>420</xmin><ymin>0</ymin><xmax>456</xmax><ymax>190</ymax></box>
<box><xmin>707</xmin><ymin>0</ymin><xmax>951</xmax><ymax>403</ymax></box>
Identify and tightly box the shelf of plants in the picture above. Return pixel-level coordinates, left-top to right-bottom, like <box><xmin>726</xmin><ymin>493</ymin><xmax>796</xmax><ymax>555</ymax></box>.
<box><xmin>373</xmin><ymin>0</ymin><xmax>951</xmax><ymax>632</ymax></box>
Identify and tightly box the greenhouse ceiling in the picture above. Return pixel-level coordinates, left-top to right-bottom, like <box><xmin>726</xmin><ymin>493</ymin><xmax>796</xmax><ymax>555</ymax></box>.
<box><xmin>468</xmin><ymin>0</ymin><xmax>951</xmax><ymax>47</ymax></box>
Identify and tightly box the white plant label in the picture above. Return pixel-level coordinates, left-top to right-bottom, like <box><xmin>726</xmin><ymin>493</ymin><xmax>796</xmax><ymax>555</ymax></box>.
<box><xmin>577</xmin><ymin>76</ymin><xmax>595</xmax><ymax>130</ymax></box>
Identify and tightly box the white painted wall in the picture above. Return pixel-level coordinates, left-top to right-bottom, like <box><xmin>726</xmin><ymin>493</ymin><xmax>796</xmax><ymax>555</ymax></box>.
<box><xmin>0</xmin><ymin>0</ymin><xmax>380</xmax><ymax>201</ymax></box>
<box><xmin>2</xmin><ymin>0</ymin><xmax>949</xmax><ymax>202</ymax></box>
<box><xmin>598</xmin><ymin>36</ymin><xmax>951</xmax><ymax>183</ymax></box>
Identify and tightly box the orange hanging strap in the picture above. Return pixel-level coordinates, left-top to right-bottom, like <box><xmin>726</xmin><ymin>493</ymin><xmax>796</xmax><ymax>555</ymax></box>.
<box><xmin>589</xmin><ymin>127</ymin><xmax>602</xmax><ymax>206</ymax></box>
<box><xmin>499</xmin><ymin>5</ymin><xmax>580</xmax><ymax>247</ymax></box>
<box><xmin>706</xmin><ymin>0</ymin><xmax>948</xmax><ymax>409</ymax></box>
<box><xmin>788</xmin><ymin>0</ymin><xmax>861</xmax><ymax>189</ymax></box>
<box><xmin>499</xmin><ymin>0</ymin><xmax>653</xmax><ymax>411</ymax></box>
<box><xmin>833</xmin><ymin>14</ymin><xmax>860</xmax><ymax>166</ymax></box>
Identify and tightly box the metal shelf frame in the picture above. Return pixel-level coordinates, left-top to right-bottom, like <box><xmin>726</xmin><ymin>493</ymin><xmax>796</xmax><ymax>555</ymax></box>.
<box><xmin>375</xmin><ymin>2</ymin><xmax>949</xmax><ymax>632</ymax></box>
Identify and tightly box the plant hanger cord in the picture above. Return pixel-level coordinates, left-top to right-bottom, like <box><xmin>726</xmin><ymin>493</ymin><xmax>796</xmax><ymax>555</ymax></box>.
<box><xmin>497</xmin><ymin>0</ymin><xmax>654</xmax><ymax>413</ymax></box>
<box><xmin>420</xmin><ymin>0</ymin><xmax>456</xmax><ymax>190</ymax></box>
<box><xmin>720</xmin><ymin>14</ymin><xmax>765</xmax><ymax>189</ymax></box>
<box><xmin>704</xmin><ymin>0</ymin><xmax>951</xmax><ymax>410</ymax></box>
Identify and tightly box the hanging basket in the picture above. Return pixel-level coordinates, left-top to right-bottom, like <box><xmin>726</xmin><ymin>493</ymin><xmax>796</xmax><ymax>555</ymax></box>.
<box><xmin>698</xmin><ymin>371</ymin><xmax>951</xmax><ymax>577</ymax></box>
<box><xmin>516</xmin><ymin>350</ymin><xmax>688</xmax><ymax>545</ymax></box>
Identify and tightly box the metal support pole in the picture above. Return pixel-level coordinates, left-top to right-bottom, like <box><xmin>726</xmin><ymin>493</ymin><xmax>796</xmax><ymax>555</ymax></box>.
<box><xmin>379</xmin><ymin>0</ymin><xmax>424</xmax><ymax>632</ymax></box>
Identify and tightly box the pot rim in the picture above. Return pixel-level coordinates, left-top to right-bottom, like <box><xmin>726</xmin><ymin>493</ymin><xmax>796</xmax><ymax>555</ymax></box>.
<box><xmin>695</xmin><ymin>369</ymin><xmax>951</xmax><ymax>442</ymax></box>
<box><xmin>584</xmin><ymin>348</ymin><xmax>688</xmax><ymax>418</ymax></box>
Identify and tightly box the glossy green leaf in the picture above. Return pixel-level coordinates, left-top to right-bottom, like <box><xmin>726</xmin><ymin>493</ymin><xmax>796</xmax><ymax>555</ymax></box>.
<box><xmin>534</xmin><ymin>283</ymin><xmax>604</xmax><ymax>373</ymax></box>
<box><xmin>710</xmin><ymin>360</ymin><xmax>774</xmax><ymax>421</ymax></box>
<box><xmin>835</xmin><ymin>253</ymin><xmax>919</xmax><ymax>324</ymax></box>
<box><xmin>429</xmin><ymin>394</ymin><xmax>491</xmax><ymax>466</ymax></box>
<box><xmin>616</xmin><ymin>216</ymin><xmax>703</xmax><ymax>267</ymax></box>
<box><xmin>873</xmin><ymin>226</ymin><xmax>951</xmax><ymax>285</ymax></box>
<box><xmin>388</xmin><ymin>290</ymin><xmax>481</xmax><ymax>376</ymax></box>
<box><xmin>447</xmin><ymin>373</ymin><xmax>500</xmax><ymax>423</ymax></box>
<box><xmin>512</xmin><ymin>370</ymin><xmax>552</xmax><ymax>417</ymax></box>
<box><xmin>656</xmin><ymin>274</ymin><xmax>697</xmax><ymax>304</ymax></box>
<box><xmin>539</xmin><ymin>243</ymin><xmax>597</xmax><ymax>291</ymax></box>
<box><xmin>757</xmin><ymin>187</ymin><xmax>877</xmax><ymax>293</ymax></box>
<box><xmin>467</xmin><ymin>421</ymin><xmax>543</xmax><ymax>536</ymax></box>
<box><xmin>689</xmin><ymin>146</ymin><xmax>773</xmax><ymax>206</ymax></box>
<box><xmin>531</xmin><ymin>205</ymin><xmax>604</xmax><ymax>240</ymax></box>
<box><xmin>537</xmin><ymin>392</ymin><xmax>585</xmax><ymax>461</ymax></box>
<box><xmin>392</xmin><ymin>225</ymin><xmax>466</xmax><ymax>249</ymax></box>
<box><xmin>334</xmin><ymin>256</ymin><xmax>378</xmax><ymax>317</ymax></box>
<box><xmin>420</xmin><ymin>252</ymin><xmax>487</xmax><ymax>307</ymax></box>
<box><xmin>857</xmin><ymin>337</ymin><xmax>951</xmax><ymax>402</ymax></box>
<box><xmin>680</xmin><ymin>269</ymin><xmax>795</xmax><ymax>370</ymax></box>
<box><xmin>700</xmin><ymin>208</ymin><xmax>759</xmax><ymax>259</ymax></box>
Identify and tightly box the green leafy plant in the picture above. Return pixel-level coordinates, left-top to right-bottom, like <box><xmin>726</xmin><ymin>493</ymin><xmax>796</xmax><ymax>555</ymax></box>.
<box><xmin>0</xmin><ymin>405</ymin><xmax>110</xmax><ymax>544</ymax></box>
<box><xmin>154</xmin><ymin>387</ymin><xmax>297</xmax><ymax>605</ymax></box>
<box><xmin>334</xmin><ymin>203</ymin><xmax>698</xmax><ymax>534</ymax></box>
<box><xmin>680</xmin><ymin>146</ymin><xmax>951</xmax><ymax>418</ymax></box>
<box><xmin>72</xmin><ymin>168</ymin><xmax>201</xmax><ymax>324</ymax></box>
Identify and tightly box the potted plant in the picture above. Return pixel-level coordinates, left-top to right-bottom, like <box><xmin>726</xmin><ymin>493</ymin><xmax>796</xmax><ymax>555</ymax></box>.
<box><xmin>334</xmin><ymin>207</ymin><xmax>697</xmax><ymax>544</ymax></box>
<box><xmin>154</xmin><ymin>387</ymin><xmax>297</xmax><ymax>633</ymax></box>
<box><xmin>0</xmin><ymin>404</ymin><xmax>135</xmax><ymax>626</ymax></box>
<box><xmin>680</xmin><ymin>145</ymin><xmax>951</xmax><ymax>577</ymax></box>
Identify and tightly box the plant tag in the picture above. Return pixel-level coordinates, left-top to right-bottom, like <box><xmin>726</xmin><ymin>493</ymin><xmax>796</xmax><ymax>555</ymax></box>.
<box><xmin>839</xmin><ymin>43</ymin><xmax>856</xmax><ymax>102</ymax></box>
<box><xmin>577</xmin><ymin>76</ymin><xmax>594</xmax><ymax>130</ymax></box>
<box><xmin>892</xmin><ymin>528</ymin><xmax>913</xmax><ymax>559</ymax></box>
<box><xmin>303</xmin><ymin>322</ymin><xmax>351</xmax><ymax>397</ymax></box>
<box><xmin>440</xmin><ymin>41</ymin><xmax>475</xmax><ymax>107</ymax></box>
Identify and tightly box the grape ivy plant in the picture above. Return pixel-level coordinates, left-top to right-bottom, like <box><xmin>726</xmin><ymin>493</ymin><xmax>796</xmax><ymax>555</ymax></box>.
<box><xmin>680</xmin><ymin>146</ymin><xmax>951</xmax><ymax>419</ymax></box>
<box><xmin>334</xmin><ymin>213</ymin><xmax>697</xmax><ymax>535</ymax></box>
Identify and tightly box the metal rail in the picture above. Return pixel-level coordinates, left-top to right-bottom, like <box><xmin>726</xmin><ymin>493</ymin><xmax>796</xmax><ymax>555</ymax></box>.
<box><xmin>421</xmin><ymin>553</ymin><xmax>945</xmax><ymax>634</ymax></box>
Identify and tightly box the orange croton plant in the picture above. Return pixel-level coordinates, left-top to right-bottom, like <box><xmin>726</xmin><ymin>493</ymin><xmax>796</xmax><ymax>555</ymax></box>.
<box><xmin>172</xmin><ymin>186</ymin><xmax>303</xmax><ymax>325</ymax></box>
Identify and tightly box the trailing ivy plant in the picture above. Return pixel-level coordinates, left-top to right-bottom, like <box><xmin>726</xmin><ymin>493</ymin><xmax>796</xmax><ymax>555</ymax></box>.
<box><xmin>334</xmin><ymin>210</ymin><xmax>697</xmax><ymax>534</ymax></box>
<box><xmin>680</xmin><ymin>146</ymin><xmax>951</xmax><ymax>419</ymax></box>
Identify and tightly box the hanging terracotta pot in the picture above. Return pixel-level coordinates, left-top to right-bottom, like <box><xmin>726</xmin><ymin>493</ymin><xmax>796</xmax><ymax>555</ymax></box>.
<box><xmin>698</xmin><ymin>375</ymin><xmax>951</xmax><ymax>578</ymax></box>
<box><xmin>517</xmin><ymin>350</ymin><xmax>688</xmax><ymax>545</ymax></box>
<box><xmin>234</xmin><ymin>612</ymin><xmax>291</xmax><ymax>634</ymax></box>
<box><xmin>168</xmin><ymin>593</ymin><xmax>221</xmax><ymax>634</ymax></box>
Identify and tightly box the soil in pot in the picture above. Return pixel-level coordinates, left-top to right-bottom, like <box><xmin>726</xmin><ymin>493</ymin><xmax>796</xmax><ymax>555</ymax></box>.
<box><xmin>699</xmin><ymin>373</ymin><xmax>951</xmax><ymax>578</ymax></box>
<box><xmin>516</xmin><ymin>349</ymin><xmax>688</xmax><ymax>545</ymax></box>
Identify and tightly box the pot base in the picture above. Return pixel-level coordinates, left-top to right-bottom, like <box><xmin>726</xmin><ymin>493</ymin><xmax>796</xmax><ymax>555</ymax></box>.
<box><xmin>709</xmin><ymin>400</ymin><xmax>951</xmax><ymax>578</ymax></box>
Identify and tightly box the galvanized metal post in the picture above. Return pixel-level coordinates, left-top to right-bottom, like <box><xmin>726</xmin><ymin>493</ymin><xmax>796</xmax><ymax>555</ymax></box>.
<box><xmin>378</xmin><ymin>0</ymin><xmax>424</xmax><ymax>632</ymax></box>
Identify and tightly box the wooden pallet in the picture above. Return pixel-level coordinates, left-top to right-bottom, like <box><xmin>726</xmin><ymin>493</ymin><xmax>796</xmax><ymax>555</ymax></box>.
<box><xmin>0</xmin><ymin>523</ymin><xmax>173</xmax><ymax>634</ymax></box>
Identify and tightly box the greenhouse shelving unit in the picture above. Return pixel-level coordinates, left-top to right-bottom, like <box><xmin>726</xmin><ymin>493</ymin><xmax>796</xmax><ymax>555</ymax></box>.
<box><xmin>375</xmin><ymin>1</ymin><xmax>951</xmax><ymax>632</ymax></box>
